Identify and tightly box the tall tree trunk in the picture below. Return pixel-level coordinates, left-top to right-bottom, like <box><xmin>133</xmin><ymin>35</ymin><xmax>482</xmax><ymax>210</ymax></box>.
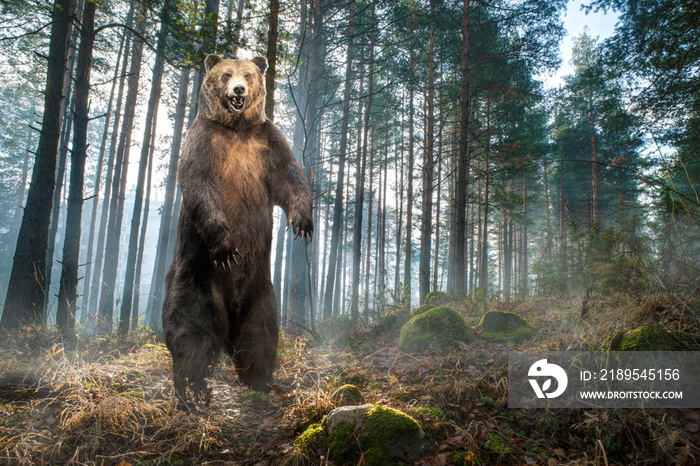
<box><xmin>433</xmin><ymin>150</ymin><xmax>441</xmax><ymax>291</ymax></box>
<box><xmin>453</xmin><ymin>0</ymin><xmax>471</xmax><ymax>292</ymax></box>
<box><xmin>265</xmin><ymin>0</ymin><xmax>279</xmax><ymax>121</ymax></box>
<box><xmin>504</xmin><ymin>215</ymin><xmax>512</xmax><ymax>302</ymax></box>
<box><xmin>288</xmin><ymin>0</ymin><xmax>320</xmax><ymax>328</ymax></box>
<box><xmin>80</xmin><ymin>14</ymin><xmax>129</xmax><ymax>328</ymax></box>
<box><xmin>146</xmin><ymin>68</ymin><xmax>191</xmax><ymax>327</ymax></box>
<box><xmin>402</xmin><ymin>60</ymin><xmax>415</xmax><ymax>301</ymax></box>
<box><xmin>55</xmin><ymin>0</ymin><xmax>96</xmax><ymax>335</ymax></box>
<box><xmin>363</xmin><ymin>128</ymin><xmax>375</xmax><ymax>311</ymax></box>
<box><xmin>419</xmin><ymin>24</ymin><xmax>436</xmax><ymax>301</ymax></box>
<box><xmin>394</xmin><ymin>128</ymin><xmax>404</xmax><ymax>299</ymax></box>
<box><xmin>118</xmin><ymin>0</ymin><xmax>171</xmax><ymax>335</ymax></box>
<box><xmin>479</xmin><ymin>97</ymin><xmax>490</xmax><ymax>293</ymax></box>
<box><xmin>522</xmin><ymin>174</ymin><xmax>528</xmax><ymax>294</ymax></box>
<box><xmin>230</xmin><ymin>0</ymin><xmax>245</xmax><ymax>54</ymax></box>
<box><xmin>559</xmin><ymin>158</ymin><xmax>566</xmax><ymax>254</ymax></box>
<box><xmin>190</xmin><ymin>0</ymin><xmax>221</xmax><ymax>121</ymax></box>
<box><xmin>589</xmin><ymin>96</ymin><xmax>598</xmax><ymax>222</ymax></box>
<box><xmin>543</xmin><ymin>162</ymin><xmax>552</xmax><ymax>262</ymax></box>
<box><xmin>322</xmin><ymin>0</ymin><xmax>355</xmax><ymax>320</ymax></box>
<box><xmin>131</xmin><ymin>118</ymin><xmax>157</xmax><ymax>330</ymax></box>
<box><xmin>45</xmin><ymin>12</ymin><xmax>81</xmax><ymax>317</ymax></box>
<box><xmin>1</xmin><ymin>0</ymin><xmax>75</xmax><ymax>331</ymax></box>
<box><xmin>97</xmin><ymin>5</ymin><xmax>148</xmax><ymax>334</ymax></box>
<box><xmin>379</xmin><ymin>112</ymin><xmax>388</xmax><ymax>306</ymax></box>
<box><xmin>351</xmin><ymin>3</ymin><xmax>375</xmax><ymax>318</ymax></box>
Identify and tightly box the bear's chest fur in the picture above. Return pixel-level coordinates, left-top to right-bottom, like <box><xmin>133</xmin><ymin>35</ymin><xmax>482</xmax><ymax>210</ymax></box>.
<box><xmin>215</xmin><ymin>130</ymin><xmax>270</xmax><ymax>218</ymax></box>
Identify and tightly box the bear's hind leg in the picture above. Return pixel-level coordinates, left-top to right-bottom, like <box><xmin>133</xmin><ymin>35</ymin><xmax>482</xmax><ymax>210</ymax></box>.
<box><xmin>233</xmin><ymin>289</ymin><xmax>278</xmax><ymax>392</ymax></box>
<box><xmin>167</xmin><ymin>332</ymin><xmax>218</xmax><ymax>409</ymax></box>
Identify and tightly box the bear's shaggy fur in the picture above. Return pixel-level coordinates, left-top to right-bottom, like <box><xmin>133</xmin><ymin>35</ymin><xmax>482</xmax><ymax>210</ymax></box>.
<box><xmin>162</xmin><ymin>54</ymin><xmax>313</xmax><ymax>406</ymax></box>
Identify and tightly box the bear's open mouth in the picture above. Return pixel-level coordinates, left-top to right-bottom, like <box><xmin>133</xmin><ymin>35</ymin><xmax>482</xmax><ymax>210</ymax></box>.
<box><xmin>228</xmin><ymin>96</ymin><xmax>246</xmax><ymax>113</ymax></box>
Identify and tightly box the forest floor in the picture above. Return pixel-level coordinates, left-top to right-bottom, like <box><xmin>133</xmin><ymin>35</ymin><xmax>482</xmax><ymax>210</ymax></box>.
<box><xmin>1</xmin><ymin>291</ymin><xmax>699</xmax><ymax>465</ymax></box>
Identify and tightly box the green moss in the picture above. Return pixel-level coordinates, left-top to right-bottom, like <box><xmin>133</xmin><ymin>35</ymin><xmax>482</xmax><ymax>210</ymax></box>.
<box><xmin>359</xmin><ymin>406</ymin><xmax>422</xmax><ymax>466</ymax></box>
<box><xmin>295</xmin><ymin>404</ymin><xmax>433</xmax><ymax>465</ymax></box>
<box><xmin>327</xmin><ymin>422</ymin><xmax>355</xmax><ymax>461</ymax></box>
<box><xmin>616</xmin><ymin>326</ymin><xmax>673</xmax><ymax>351</ymax></box>
<box><xmin>296</xmin><ymin>420</ymin><xmax>326</xmax><ymax>449</ymax></box>
<box><xmin>400</xmin><ymin>306</ymin><xmax>474</xmax><ymax>352</ymax></box>
<box><xmin>479</xmin><ymin>311</ymin><xmax>536</xmax><ymax>343</ymax></box>
<box><xmin>331</xmin><ymin>384</ymin><xmax>364</xmax><ymax>406</ymax></box>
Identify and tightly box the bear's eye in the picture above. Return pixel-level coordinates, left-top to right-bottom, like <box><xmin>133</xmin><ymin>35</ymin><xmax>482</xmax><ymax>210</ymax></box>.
<box><xmin>244</xmin><ymin>72</ymin><xmax>251</xmax><ymax>80</ymax></box>
<box><xmin>223</xmin><ymin>72</ymin><xmax>232</xmax><ymax>79</ymax></box>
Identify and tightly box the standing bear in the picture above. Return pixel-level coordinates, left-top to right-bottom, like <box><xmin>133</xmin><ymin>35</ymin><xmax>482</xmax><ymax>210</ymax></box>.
<box><xmin>162</xmin><ymin>54</ymin><xmax>313</xmax><ymax>406</ymax></box>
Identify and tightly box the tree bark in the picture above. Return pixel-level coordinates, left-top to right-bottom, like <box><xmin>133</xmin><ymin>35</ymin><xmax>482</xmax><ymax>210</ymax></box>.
<box><xmin>402</xmin><ymin>57</ymin><xmax>415</xmax><ymax>301</ymax></box>
<box><xmin>351</xmin><ymin>3</ymin><xmax>375</xmax><ymax>318</ymax></box>
<box><xmin>56</xmin><ymin>0</ymin><xmax>96</xmax><ymax>335</ymax></box>
<box><xmin>453</xmin><ymin>0</ymin><xmax>471</xmax><ymax>292</ymax></box>
<box><xmin>45</xmin><ymin>10</ymin><xmax>81</xmax><ymax>317</ymax></box>
<box><xmin>322</xmin><ymin>0</ymin><xmax>355</xmax><ymax>320</ymax></box>
<box><xmin>419</xmin><ymin>24</ymin><xmax>436</xmax><ymax>302</ymax></box>
<box><xmin>479</xmin><ymin>96</ymin><xmax>490</xmax><ymax>293</ymax></box>
<box><xmin>1</xmin><ymin>0</ymin><xmax>76</xmax><ymax>331</ymax></box>
<box><xmin>265</xmin><ymin>0</ymin><xmax>279</xmax><ymax>121</ymax></box>
<box><xmin>131</xmin><ymin>115</ymin><xmax>157</xmax><ymax>330</ymax></box>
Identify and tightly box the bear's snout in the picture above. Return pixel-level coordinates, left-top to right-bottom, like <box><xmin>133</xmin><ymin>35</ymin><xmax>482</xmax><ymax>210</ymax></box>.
<box><xmin>226</xmin><ymin>79</ymin><xmax>248</xmax><ymax>98</ymax></box>
<box><xmin>225</xmin><ymin>79</ymin><xmax>248</xmax><ymax>113</ymax></box>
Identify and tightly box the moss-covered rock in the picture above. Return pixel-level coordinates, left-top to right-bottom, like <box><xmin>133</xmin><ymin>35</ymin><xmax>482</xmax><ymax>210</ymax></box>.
<box><xmin>478</xmin><ymin>311</ymin><xmax>536</xmax><ymax>343</ymax></box>
<box><xmin>611</xmin><ymin>326</ymin><xmax>675</xmax><ymax>351</ymax></box>
<box><xmin>399</xmin><ymin>306</ymin><xmax>475</xmax><ymax>352</ymax></box>
<box><xmin>606</xmin><ymin>326</ymin><xmax>699</xmax><ymax>351</ymax></box>
<box><xmin>324</xmin><ymin>404</ymin><xmax>435</xmax><ymax>465</ymax></box>
<box><xmin>331</xmin><ymin>384</ymin><xmax>365</xmax><ymax>407</ymax></box>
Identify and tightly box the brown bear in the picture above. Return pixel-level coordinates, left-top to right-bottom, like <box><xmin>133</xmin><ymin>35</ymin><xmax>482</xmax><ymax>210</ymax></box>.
<box><xmin>162</xmin><ymin>54</ymin><xmax>313</xmax><ymax>407</ymax></box>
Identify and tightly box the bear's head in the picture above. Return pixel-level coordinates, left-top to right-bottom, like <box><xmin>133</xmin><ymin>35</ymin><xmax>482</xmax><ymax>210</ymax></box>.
<box><xmin>199</xmin><ymin>54</ymin><xmax>268</xmax><ymax>127</ymax></box>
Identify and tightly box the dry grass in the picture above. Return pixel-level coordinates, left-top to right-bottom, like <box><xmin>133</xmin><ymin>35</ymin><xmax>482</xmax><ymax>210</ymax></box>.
<box><xmin>0</xmin><ymin>292</ymin><xmax>698</xmax><ymax>465</ymax></box>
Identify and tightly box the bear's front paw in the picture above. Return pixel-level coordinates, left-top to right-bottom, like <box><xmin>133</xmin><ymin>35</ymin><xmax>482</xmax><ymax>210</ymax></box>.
<box><xmin>287</xmin><ymin>211</ymin><xmax>314</xmax><ymax>243</ymax></box>
<box><xmin>209</xmin><ymin>237</ymin><xmax>241</xmax><ymax>271</ymax></box>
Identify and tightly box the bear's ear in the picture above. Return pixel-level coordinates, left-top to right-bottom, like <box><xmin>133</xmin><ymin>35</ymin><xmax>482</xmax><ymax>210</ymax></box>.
<box><xmin>252</xmin><ymin>56</ymin><xmax>268</xmax><ymax>74</ymax></box>
<box><xmin>205</xmin><ymin>54</ymin><xmax>222</xmax><ymax>73</ymax></box>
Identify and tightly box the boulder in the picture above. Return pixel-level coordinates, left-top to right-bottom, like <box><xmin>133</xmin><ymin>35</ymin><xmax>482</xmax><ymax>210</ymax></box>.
<box><xmin>399</xmin><ymin>306</ymin><xmax>474</xmax><ymax>352</ymax></box>
<box><xmin>331</xmin><ymin>384</ymin><xmax>365</xmax><ymax>407</ymax></box>
<box><xmin>479</xmin><ymin>311</ymin><xmax>536</xmax><ymax>343</ymax></box>
<box><xmin>324</xmin><ymin>404</ymin><xmax>435</xmax><ymax>465</ymax></box>
<box><xmin>609</xmin><ymin>326</ymin><xmax>676</xmax><ymax>351</ymax></box>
